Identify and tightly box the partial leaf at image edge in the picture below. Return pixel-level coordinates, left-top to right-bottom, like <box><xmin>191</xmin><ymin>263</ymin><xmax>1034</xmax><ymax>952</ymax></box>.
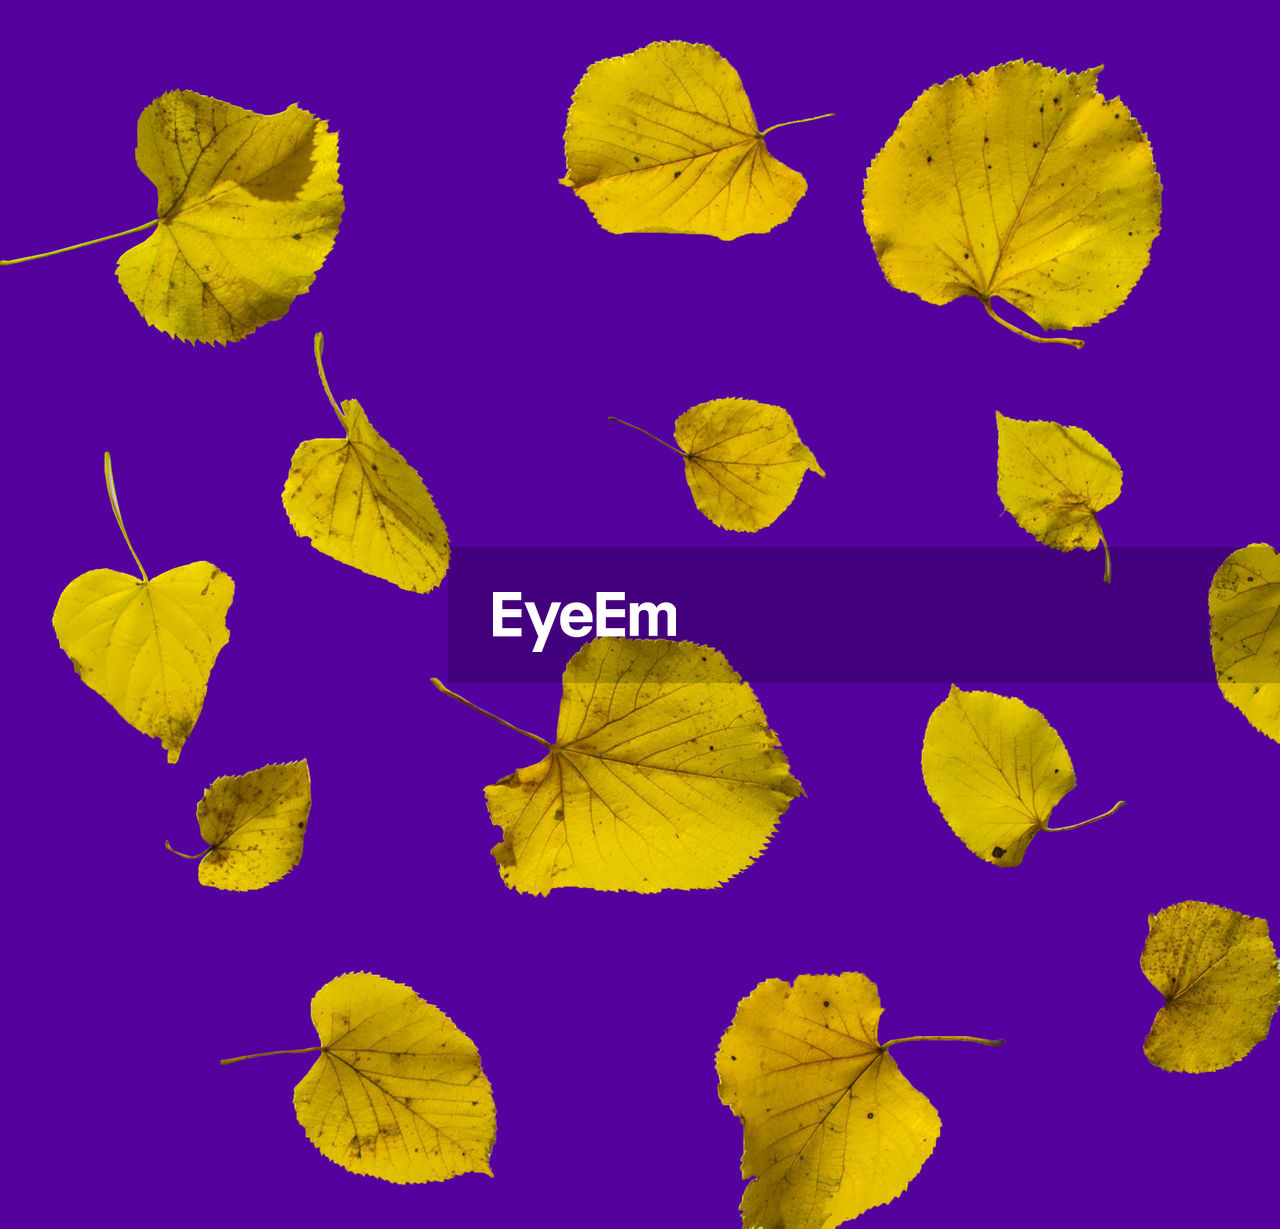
<box><xmin>716</xmin><ymin>972</ymin><xmax>1003</xmax><ymax>1228</ymax></box>
<box><xmin>1208</xmin><ymin>543</ymin><xmax>1280</xmax><ymax>743</ymax></box>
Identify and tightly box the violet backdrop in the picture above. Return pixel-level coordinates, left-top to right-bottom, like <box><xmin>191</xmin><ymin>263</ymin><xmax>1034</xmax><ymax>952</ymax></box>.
<box><xmin>4</xmin><ymin>2</ymin><xmax>1275</xmax><ymax>1226</ymax></box>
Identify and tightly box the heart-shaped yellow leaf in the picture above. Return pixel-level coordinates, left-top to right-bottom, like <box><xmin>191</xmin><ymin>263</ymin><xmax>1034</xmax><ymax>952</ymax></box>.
<box><xmin>52</xmin><ymin>454</ymin><xmax>233</xmax><ymax>763</ymax></box>
<box><xmin>561</xmin><ymin>41</ymin><xmax>829</xmax><ymax>239</ymax></box>
<box><xmin>863</xmin><ymin>61</ymin><xmax>1160</xmax><ymax>345</ymax></box>
<box><xmin>1141</xmin><ymin>901</ymin><xmax>1280</xmax><ymax>1073</ymax></box>
<box><xmin>996</xmin><ymin>411</ymin><xmax>1122</xmax><ymax>582</ymax></box>
<box><xmin>921</xmin><ymin>685</ymin><xmax>1124</xmax><ymax>865</ymax></box>
<box><xmin>1209</xmin><ymin>543</ymin><xmax>1280</xmax><ymax>743</ymax></box>
<box><xmin>113</xmin><ymin>90</ymin><xmax>343</xmax><ymax>343</ymax></box>
<box><xmin>433</xmin><ymin>637</ymin><xmax>803</xmax><ymax>894</ymax></box>
<box><xmin>717</xmin><ymin>972</ymin><xmax>1003</xmax><ymax>1228</ymax></box>
<box><xmin>167</xmin><ymin>761</ymin><xmax>311</xmax><ymax>890</ymax></box>
<box><xmin>224</xmin><ymin>972</ymin><xmax>496</xmax><ymax>1184</ymax></box>
<box><xmin>283</xmin><ymin>334</ymin><xmax>449</xmax><ymax>593</ymax></box>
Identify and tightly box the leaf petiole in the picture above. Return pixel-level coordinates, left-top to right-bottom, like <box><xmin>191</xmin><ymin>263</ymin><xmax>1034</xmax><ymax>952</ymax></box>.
<box><xmin>607</xmin><ymin>417</ymin><xmax>685</xmax><ymax>457</ymax></box>
<box><xmin>104</xmin><ymin>452</ymin><xmax>149</xmax><ymax>582</ymax></box>
<box><xmin>760</xmin><ymin>113</ymin><xmax>835</xmax><ymax>135</ymax></box>
<box><xmin>164</xmin><ymin>840</ymin><xmax>207</xmax><ymax>860</ymax></box>
<box><xmin>1044</xmin><ymin>799</ymin><xmax>1126</xmax><ymax>832</ymax></box>
<box><xmin>220</xmin><ymin>1046</ymin><xmax>322</xmax><ymax>1065</ymax></box>
<box><xmin>981</xmin><ymin>297</ymin><xmax>1084</xmax><ymax>348</ymax></box>
<box><xmin>430</xmin><ymin>678</ymin><xmax>552</xmax><ymax>748</ymax></box>
<box><xmin>882</xmin><ymin>1035</ymin><xmax>1006</xmax><ymax>1048</ymax></box>
<box><xmin>1096</xmin><ymin>519</ymin><xmax>1112</xmax><ymax>584</ymax></box>
<box><xmin>1</xmin><ymin>221</ymin><xmax>157</xmax><ymax>265</ymax></box>
<box><xmin>313</xmin><ymin>333</ymin><xmax>347</xmax><ymax>429</ymax></box>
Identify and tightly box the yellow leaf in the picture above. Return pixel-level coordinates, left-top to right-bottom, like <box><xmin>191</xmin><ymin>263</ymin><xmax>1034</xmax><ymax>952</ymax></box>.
<box><xmin>1209</xmin><ymin>544</ymin><xmax>1280</xmax><ymax>743</ymax></box>
<box><xmin>432</xmin><ymin>637</ymin><xmax>803</xmax><ymax>894</ymax></box>
<box><xmin>560</xmin><ymin>41</ymin><xmax>830</xmax><ymax>239</ymax></box>
<box><xmin>996</xmin><ymin>411</ymin><xmax>1121</xmax><ymax>582</ymax></box>
<box><xmin>863</xmin><ymin>61</ymin><xmax>1161</xmax><ymax>346</ymax></box>
<box><xmin>283</xmin><ymin>334</ymin><xmax>449</xmax><ymax>593</ymax></box>
<box><xmin>115</xmin><ymin>90</ymin><xmax>343</xmax><ymax>343</ymax></box>
<box><xmin>921</xmin><ymin>685</ymin><xmax>1124</xmax><ymax>866</ymax></box>
<box><xmin>1141</xmin><ymin>901</ymin><xmax>1280</xmax><ymax>1073</ymax></box>
<box><xmin>52</xmin><ymin>454</ymin><xmax>232</xmax><ymax>763</ymax></box>
<box><xmin>224</xmin><ymin>972</ymin><xmax>496</xmax><ymax>1184</ymax></box>
<box><xmin>612</xmin><ymin>400</ymin><xmax>823</xmax><ymax>531</ymax></box>
<box><xmin>716</xmin><ymin>972</ymin><xmax>1003</xmax><ymax>1228</ymax></box>
<box><xmin>167</xmin><ymin>762</ymin><xmax>310</xmax><ymax>890</ymax></box>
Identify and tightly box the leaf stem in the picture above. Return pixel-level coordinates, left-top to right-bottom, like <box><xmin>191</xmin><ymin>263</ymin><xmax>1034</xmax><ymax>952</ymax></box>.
<box><xmin>104</xmin><ymin>452</ymin><xmax>148</xmax><ymax>582</ymax></box>
<box><xmin>607</xmin><ymin>417</ymin><xmax>685</xmax><ymax>457</ymax></box>
<box><xmin>220</xmin><ymin>1046</ymin><xmax>322</xmax><ymax>1066</ymax></box>
<box><xmin>1096</xmin><ymin>519</ymin><xmax>1112</xmax><ymax>584</ymax></box>
<box><xmin>1</xmin><ymin>221</ymin><xmax>157</xmax><ymax>265</ymax></box>
<box><xmin>981</xmin><ymin>297</ymin><xmax>1084</xmax><ymax>349</ymax></box>
<box><xmin>882</xmin><ymin>1035</ymin><xmax>1006</xmax><ymax>1048</ymax></box>
<box><xmin>1044</xmin><ymin>799</ymin><xmax>1126</xmax><ymax>832</ymax></box>
<box><xmin>760</xmin><ymin>113</ymin><xmax>836</xmax><ymax>135</ymax></box>
<box><xmin>430</xmin><ymin>678</ymin><xmax>552</xmax><ymax>748</ymax></box>
<box><xmin>314</xmin><ymin>333</ymin><xmax>346</xmax><ymax>429</ymax></box>
<box><xmin>164</xmin><ymin>840</ymin><xmax>207</xmax><ymax>860</ymax></box>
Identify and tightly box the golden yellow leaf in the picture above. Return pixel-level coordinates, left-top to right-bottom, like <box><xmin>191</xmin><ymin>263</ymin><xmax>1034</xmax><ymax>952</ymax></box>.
<box><xmin>52</xmin><ymin>454</ymin><xmax>233</xmax><ymax>763</ymax></box>
<box><xmin>560</xmin><ymin>41</ymin><xmax>830</xmax><ymax>239</ymax></box>
<box><xmin>1141</xmin><ymin>901</ymin><xmax>1280</xmax><ymax>1073</ymax></box>
<box><xmin>612</xmin><ymin>401</ymin><xmax>823</xmax><ymax>531</ymax></box>
<box><xmin>921</xmin><ymin>685</ymin><xmax>1124</xmax><ymax>866</ymax></box>
<box><xmin>996</xmin><ymin>411</ymin><xmax>1122</xmax><ymax>582</ymax></box>
<box><xmin>1209</xmin><ymin>544</ymin><xmax>1280</xmax><ymax>743</ymax></box>
<box><xmin>717</xmin><ymin>972</ymin><xmax>1003</xmax><ymax>1228</ymax></box>
<box><xmin>112</xmin><ymin>90</ymin><xmax>342</xmax><ymax>343</ymax></box>
<box><xmin>863</xmin><ymin>61</ymin><xmax>1161</xmax><ymax>346</ymax></box>
<box><xmin>283</xmin><ymin>334</ymin><xmax>449</xmax><ymax>593</ymax></box>
<box><xmin>166</xmin><ymin>762</ymin><xmax>310</xmax><ymax>890</ymax></box>
<box><xmin>432</xmin><ymin>637</ymin><xmax>803</xmax><ymax>894</ymax></box>
<box><xmin>223</xmin><ymin>972</ymin><xmax>495</xmax><ymax>1184</ymax></box>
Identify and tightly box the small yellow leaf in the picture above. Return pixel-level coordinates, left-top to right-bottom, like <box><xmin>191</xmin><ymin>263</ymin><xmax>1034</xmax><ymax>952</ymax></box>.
<box><xmin>674</xmin><ymin>399</ymin><xmax>824</xmax><ymax>531</ymax></box>
<box><xmin>718</xmin><ymin>973</ymin><xmax>1002</xmax><ymax>1227</ymax></box>
<box><xmin>434</xmin><ymin>637</ymin><xmax>803</xmax><ymax>894</ymax></box>
<box><xmin>1209</xmin><ymin>543</ymin><xmax>1280</xmax><ymax>743</ymax></box>
<box><xmin>561</xmin><ymin>41</ymin><xmax>825</xmax><ymax>239</ymax></box>
<box><xmin>116</xmin><ymin>90</ymin><xmax>343</xmax><ymax>343</ymax></box>
<box><xmin>283</xmin><ymin>335</ymin><xmax>449</xmax><ymax>593</ymax></box>
<box><xmin>996</xmin><ymin>411</ymin><xmax>1122</xmax><ymax>582</ymax></box>
<box><xmin>921</xmin><ymin>685</ymin><xmax>1123</xmax><ymax>866</ymax></box>
<box><xmin>863</xmin><ymin>61</ymin><xmax>1161</xmax><ymax>345</ymax></box>
<box><xmin>52</xmin><ymin>455</ymin><xmax>232</xmax><ymax>763</ymax></box>
<box><xmin>168</xmin><ymin>762</ymin><xmax>311</xmax><ymax>890</ymax></box>
<box><xmin>1142</xmin><ymin>901</ymin><xmax>1280</xmax><ymax>1073</ymax></box>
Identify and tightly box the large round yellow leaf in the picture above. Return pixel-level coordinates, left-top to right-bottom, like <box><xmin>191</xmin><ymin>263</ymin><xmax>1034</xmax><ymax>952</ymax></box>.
<box><xmin>1208</xmin><ymin>543</ymin><xmax>1280</xmax><ymax>743</ymax></box>
<box><xmin>863</xmin><ymin>62</ymin><xmax>1161</xmax><ymax>344</ymax></box>
<box><xmin>718</xmin><ymin>973</ymin><xmax>1002</xmax><ymax>1228</ymax></box>
<box><xmin>116</xmin><ymin>90</ymin><xmax>343</xmax><ymax>343</ymax></box>
<box><xmin>292</xmin><ymin>972</ymin><xmax>496</xmax><ymax>1183</ymax></box>
<box><xmin>1141</xmin><ymin>901</ymin><xmax>1280</xmax><ymax>1073</ymax></box>
<box><xmin>561</xmin><ymin>41</ymin><xmax>819</xmax><ymax>239</ymax></box>
<box><xmin>435</xmin><ymin>637</ymin><xmax>804</xmax><ymax>894</ymax></box>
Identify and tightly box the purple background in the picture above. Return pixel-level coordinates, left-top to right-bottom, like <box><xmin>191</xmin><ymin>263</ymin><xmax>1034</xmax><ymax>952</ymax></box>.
<box><xmin>4</xmin><ymin>3</ymin><xmax>1275</xmax><ymax>1226</ymax></box>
